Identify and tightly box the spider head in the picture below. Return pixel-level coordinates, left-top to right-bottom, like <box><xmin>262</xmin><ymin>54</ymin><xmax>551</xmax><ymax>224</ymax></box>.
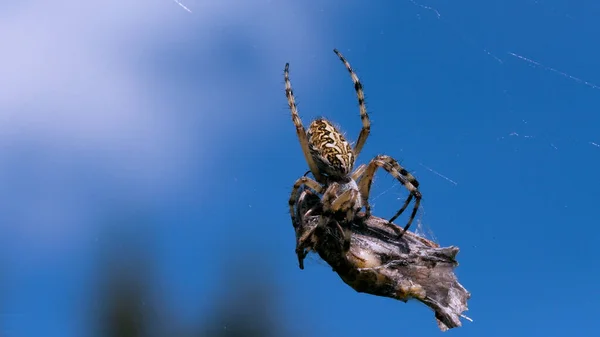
<box><xmin>307</xmin><ymin>118</ymin><xmax>354</xmax><ymax>180</ymax></box>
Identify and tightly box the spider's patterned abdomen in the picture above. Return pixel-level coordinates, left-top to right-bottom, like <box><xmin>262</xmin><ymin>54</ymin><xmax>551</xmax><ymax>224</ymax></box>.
<box><xmin>307</xmin><ymin>118</ymin><xmax>354</xmax><ymax>179</ymax></box>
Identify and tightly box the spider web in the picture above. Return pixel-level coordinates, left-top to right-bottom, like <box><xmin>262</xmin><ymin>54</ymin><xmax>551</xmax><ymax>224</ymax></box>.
<box><xmin>353</xmin><ymin>0</ymin><xmax>600</xmax><ymax>249</ymax></box>
<box><xmin>99</xmin><ymin>3</ymin><xmax>599</xmax><ymax>335</ymax></box>
<box><xmin>406</xmin><ymin>4</ymin><xmax>598</xmax><ymax>185</ymax></box>
<box><xmin>170</xmin><ymin>0</ymin><xmax>192</xmax><ymax>13</ymax></box>
<box><xmin>148</xmin><ymin>2</ymin><xmax>596</xmax><ymax>335</ymax></box>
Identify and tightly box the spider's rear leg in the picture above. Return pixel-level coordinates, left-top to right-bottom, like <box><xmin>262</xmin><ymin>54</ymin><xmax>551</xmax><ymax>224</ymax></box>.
<box><xmin>358</xmin><ymin>155</ymin><xmax>422</xmax><ymax>238</ymax></box>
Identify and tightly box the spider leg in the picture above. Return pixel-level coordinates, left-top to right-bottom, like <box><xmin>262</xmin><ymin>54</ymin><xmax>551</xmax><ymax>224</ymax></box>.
<box><xmin>284</xmin><ymin>63</ymin><xmax>325</xmax><ymax>183</ymax></box>
<box><xmin>295</xmin><ymin>213</ymin><xmax>348</xmax><ymax>269</ymax></box>
<box><xmin>389</xmin><ymin>193</ymin><xmax>414</xmax><ymax>224</ymax></box>
<box><xmin>292</xmin><ymin>181</ymin><xmax>325</xmax><ymax>270</ymax></box>
<box><xmin>295</xmin><ymin>183</ymin><xmax>360</xmax><ymax>265</ymax></box>
<box><xmin>295</xmin><ymin>187</ymin><xmax>349</xmax><ymax>268</ymax></box>
<box><xmin>351</xmin><ymin>163</ymin><xmax>367</xmax><ymax>181</ymax></box>
<box><xmin>321</xmin><ymin>182</ymin><xmax>361</xmax><ymax>251</ymax></box>
<box><xmin>323</xmin><ymin>184</ymin><xmax>361</xmax><ymax>222</ymax></box>
<box><xmin>351</xmin><ymin>164</ymin><xmax>367</xmax><ymax>213</ymax></box>
<box><xmin>289</xmin><ymin>176</ymin><xmax>324</xmax><ymax>228</ymax></box>
<box><xmin>295</xmin><ymin>221</ymin><xmax>317</xmax><ymax>270</ymax></box>
<box><xmin>357</xmin><ymin>155</ymin><xmax>422</xmax><ymax>238</ymax></box>
<box><xmin>333</xmin><ymin>49</ymin><xmax>371</xmax><ymax>159</ymax></box>
<box><xmin>328</xmin><ymin>189</ymin><xmax>359</xmax><ymax>252</ymax></box>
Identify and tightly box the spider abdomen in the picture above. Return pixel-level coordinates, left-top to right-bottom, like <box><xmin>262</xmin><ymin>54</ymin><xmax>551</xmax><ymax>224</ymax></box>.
<box><xmin>307</xmin><ymin>118</ymin><xmax>354</xmax><ymax>178</ymax></box>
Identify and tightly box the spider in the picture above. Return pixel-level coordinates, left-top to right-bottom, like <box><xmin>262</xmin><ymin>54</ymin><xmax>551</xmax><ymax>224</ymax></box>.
<box><xmin>284</xmin><ymin>48</ymin><xmax>422</xmax><ymax>247</ymax></box>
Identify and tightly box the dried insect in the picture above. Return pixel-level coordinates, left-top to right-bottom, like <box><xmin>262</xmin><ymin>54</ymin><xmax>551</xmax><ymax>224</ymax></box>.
<box><xmin>291</xmin><ymin>187</ymin><xmax>471</xmax><ymax>332</ymax></box>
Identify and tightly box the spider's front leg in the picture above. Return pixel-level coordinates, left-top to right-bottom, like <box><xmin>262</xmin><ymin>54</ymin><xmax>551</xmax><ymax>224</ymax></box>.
<box><xmin>321</xmin><ymin>182</ymin><xmax>363</xmax><ymax>251</ymax></box>
<box><xmin>289</xmin><ymin>176</ymin><xmax>325</xmax><ymax>269</ymax></box>
<box><xmin>358</xmin><ymin>155</ymin><xmax>422</xmax><ymax>238</ymax></box>
<box><xmin>332</xmin><ymin>49</ymin><xmax>371</xmax><ymax>158</ymax></box>
<box><xmin>284</xmin><ymin>62</ymin><xmax>324</xmax><ymax>184</ymax></box>
<box><xmin>294</xmin><ymin>187</ymin><xmax>351</xmax><ymax>268</ymax></box>
<box><xmin>289</xmin><ymin>176</ymin><xmax>324</xmax><ymax>227</ymax></box>
<box><xmin>322</xmin><ymin>183</ymin><xmax>360</xmax><ymax>221</ymax></box>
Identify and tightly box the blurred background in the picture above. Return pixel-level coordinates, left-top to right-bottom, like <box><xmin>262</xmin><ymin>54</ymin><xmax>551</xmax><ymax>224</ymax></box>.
<box><xmin>1</xmin><ymin>0</ymin><xmax>599</xmax><ymax>336</ymax></box>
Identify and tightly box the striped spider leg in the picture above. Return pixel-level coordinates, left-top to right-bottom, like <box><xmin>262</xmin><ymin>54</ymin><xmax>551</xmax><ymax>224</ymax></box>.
<box><xmin>357</xmin><ymin>155</ymin><xmax>422</xmax><ymax>238</ymax></box>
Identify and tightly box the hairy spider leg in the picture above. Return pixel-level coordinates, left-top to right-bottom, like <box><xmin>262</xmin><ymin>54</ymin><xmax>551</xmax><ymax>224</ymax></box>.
<box><xmin>358</xmin><ymin>155</ymin><xmax>422</xmax><ymax>237</ymax></box>
<box><xmin>289</xmin><ymin>176</ymin><xmax>324</xmax><ymax>226</ymax></box>
<box><xmin>333</xmin><ymin>49</ymin><xmax>371</xmax><ymax>158</ymax></box>
<box><xmin>351</xmin><ymin>163</ymin><xmax>367</xmax><ymax>181</ymax></box>
<box><xmin>284</xmin><ymin>63</ymin><xmax>324</xmax><ymax>184</ymax></box>
<box><xmin>321</xmin><ymin>182</ymin><xmax>361</xmax><ymax>251</ymax></box>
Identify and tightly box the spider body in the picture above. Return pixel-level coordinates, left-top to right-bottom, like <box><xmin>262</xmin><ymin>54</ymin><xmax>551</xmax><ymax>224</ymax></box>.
<box><xmin>285</xmin><ymin>49</ymin><xmax>422</xmax><ymax>257</ymax></box>
<box><xmin>307</xmin><ymin>118</ymin><xmax>354</xmax><ymax>179</ymax></box>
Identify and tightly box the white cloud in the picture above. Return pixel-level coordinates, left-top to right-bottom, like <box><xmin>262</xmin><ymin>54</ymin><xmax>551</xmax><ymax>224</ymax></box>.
<box><xmin>0</xmin><ymin>0</ymin><xmax>324</xmax><ymax>252</ymax></box>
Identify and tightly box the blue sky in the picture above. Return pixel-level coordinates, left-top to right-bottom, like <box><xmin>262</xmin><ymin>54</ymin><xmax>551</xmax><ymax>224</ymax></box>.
<box><xmin>1</xmin><ymin>0</ymin><xmax>599</xmax><ymax>336</ymax></box>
